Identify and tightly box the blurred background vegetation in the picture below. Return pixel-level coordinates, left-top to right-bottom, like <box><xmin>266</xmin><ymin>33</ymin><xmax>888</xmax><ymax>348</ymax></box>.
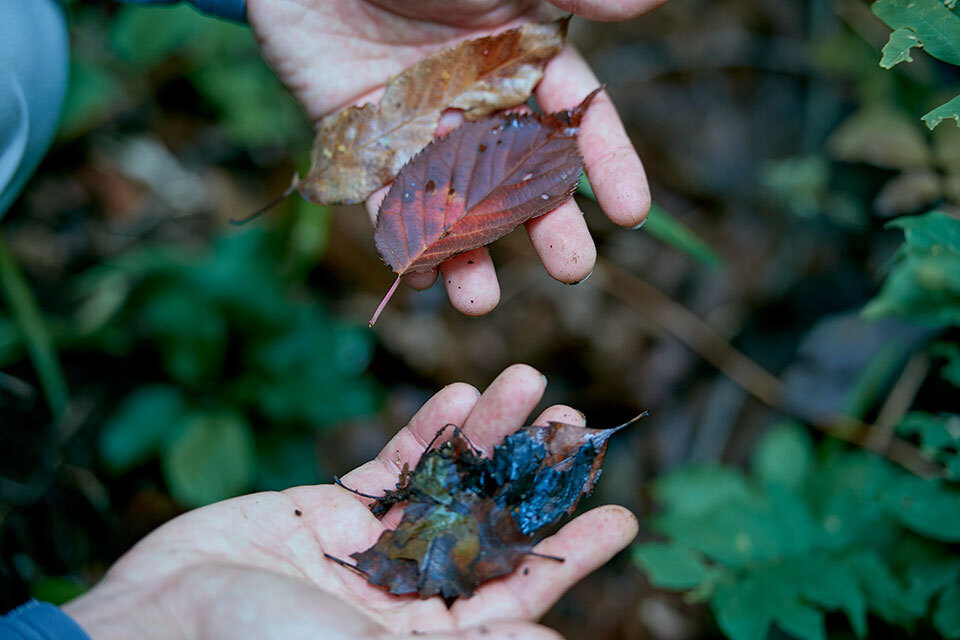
<box><xmin>1</xmin><ymin>0</ymin><xmax>958</xmax><ymax>638</ymax></box>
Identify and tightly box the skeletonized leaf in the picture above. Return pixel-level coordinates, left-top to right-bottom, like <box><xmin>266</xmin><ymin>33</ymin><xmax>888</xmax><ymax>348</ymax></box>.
<box><xmin>298</xmin><ymin>20</ymin><xmax>567</xmax><ymax>205</ymax></box>
<box><xmin>369</xmin><ymin>88</ymin><xmax>601</xmax><ymax>324</ymax></box>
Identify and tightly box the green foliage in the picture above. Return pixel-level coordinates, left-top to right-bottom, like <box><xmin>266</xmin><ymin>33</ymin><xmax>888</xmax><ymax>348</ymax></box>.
<box><xmin>61</xmin><ymin>4</ymin><xmax>309</xmax><ymax>146</ymax></box>
<box><xmin>930</xmin><ymin>340</ymin><xmax>960</xmax><ymax>387</ymax></box>
<box><xmin>872</xmin><ymin>0</ymin><xmax>960</xmax><ymax>130</ymax></box>
<box><xmin>85</xmin><ymin>226</ymin><xmax>381</xmax><ymax>505</ymax></box>
<box><xmin>880</xmin><ymin>27</ymin><xmax>922</xmax><ymax>68</ymax></box>
<box><xmin>872</xmin><ymin>0</ymin><xmax>960</xmax><ymax>66</ymax></box>
<box><xmin>897</xmin><ymin>412</ymin><xmax>960</xmax><ymax>478</ymax></box>
<box><xmin>863</xmin><ymin>211</ymin><xmax>960</xmax><ymax>325</ymax></box>
<box><xmin>162</xmin><ymin>411</ymin><xmax>254</xmax><ymax>508</ymax></box>
<box><xmin>922</xmin><ymin>93</ymin><xmax>960</xmax><ymax>130</ymax></box>
<box><xmin>99</xmin><ymin>385</ymin><xmax>186</xmax><ymax>473</ymax></box>
<box><xmin>635</xmin><ymin>423</ymin><xmax>960</xmax><ymax>640</ymax></box>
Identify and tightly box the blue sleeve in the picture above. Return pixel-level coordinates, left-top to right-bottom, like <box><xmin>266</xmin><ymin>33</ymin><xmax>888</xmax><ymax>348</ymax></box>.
<box><xmin>0</xmin><ymin>0</ymin><xmax>68</xmax><ymax>220</ymax></box>
<box><xmin>119</xmin><ymin>0</ymin><xmax>247</xmax><ymax>22</ymax></box>
<box><xmin>0</xmin><ymin>601</ymin><xmax>92</xmax><ymax>640</ymax></box>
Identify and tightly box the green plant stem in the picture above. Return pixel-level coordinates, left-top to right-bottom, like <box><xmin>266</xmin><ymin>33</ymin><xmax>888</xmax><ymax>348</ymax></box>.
<box><xmin>0</xmin><ymin>230</ymin><xmax>68</xmax><ymax>419</ymax></box>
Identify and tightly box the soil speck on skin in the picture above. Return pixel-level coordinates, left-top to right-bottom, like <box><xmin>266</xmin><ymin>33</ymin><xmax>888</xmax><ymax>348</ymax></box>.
<box><xmin>470</xmin><ymin>300</ymin><xmax>474</xmax><ymax>304</ymax></box>
<box><xmin>294</xmin><ymin>509</ymin><xmax>302</xmax><ymax>517</ymax></box>
<box><xmin>412</xmin><ymin>631</ymin><xmax>424</xmax><ymax>636</ymax></box>
<box><xmin>479</xmin><ymin>626</ymin><xmax>489</xmax><ymax>635</ymax></box>
<box><xmin>523</xmin><ymin>567</ymin><xmax>529</xmax><ymax>575</ymax></box>
<box><xmin>467</xmin><ymin>260</ymin><xmax>474</xmax><ymax>264</ymax></box>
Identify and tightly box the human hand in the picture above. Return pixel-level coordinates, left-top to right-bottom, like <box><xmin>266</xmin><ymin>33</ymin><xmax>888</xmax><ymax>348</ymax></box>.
<box><xmin>63</xmin><ymin>364</ymin><xmax>638</xmax><ymax>639</ymax></box>
<box><xmin>247</xmin><ymin>0</ymin><xmax>662</xmax><ymax>317</ymax></box>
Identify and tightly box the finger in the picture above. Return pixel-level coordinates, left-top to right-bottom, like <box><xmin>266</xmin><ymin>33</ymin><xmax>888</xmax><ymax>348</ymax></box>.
<box><xmin>338</xmin><ymin>383</ymin><xmax>481</xmax><ymax>497</ymax></box>
<box><xmin>388</xmin><ymin>621</ymin><xmax>564</xmax><ymax>640</ymax></box>
<box><xmin>453</xmin><ymin>505</ymin><xmax>639</xmax><ymax>625</ymax></box>
<box><xmin>461</xmin><ymin>363</ymin><xmax>547</xmax><ymax>454</ymax></box>
<box><xmin>525</xmin><ymin>200</ymin><xmax>596</xmax><ymax>284</ymax></box>
<box><xmin>439</xmin><ymin>248</ymin><xmax>501</xmax><ymax>316</ymax></box>
<box><xmin>531</xmin><ymin>404</ymin><xmax>585</xmax><ymax>427</ymax></box>
<box><xmin>536</xmin><ymin>46</ymin><xmax>650</xmax><ymax>228</ymax></box>
<box><xmin>544</xmin><ymin>0</ymin><xmax>666</xmax><ymax>21</ymax></box>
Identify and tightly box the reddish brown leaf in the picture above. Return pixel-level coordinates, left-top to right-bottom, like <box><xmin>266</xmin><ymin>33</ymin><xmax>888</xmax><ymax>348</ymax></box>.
<box><xmin>297</xmin><ymin>20</ymin><xmax>568</xmax><ymax>206</ymax></box>
<box><xmin>369</xmin><ymin>87</ymin><xmax>601</xmax><ymax>324</ymax></box>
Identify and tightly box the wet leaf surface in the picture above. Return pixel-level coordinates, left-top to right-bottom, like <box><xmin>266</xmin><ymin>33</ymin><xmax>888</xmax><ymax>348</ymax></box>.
<box><xmin>330</xmin><ymin>415</ymin><xmax>643</xmax><ymax>602</ymax></box>
<box><xmin>298</xmin><ymin>20</ymin><xmax>567</xmax><ymax>206</ymax></box>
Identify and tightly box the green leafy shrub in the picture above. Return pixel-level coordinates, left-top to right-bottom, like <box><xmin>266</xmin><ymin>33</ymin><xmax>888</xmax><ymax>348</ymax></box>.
<box><xmin>90</xmin><ymin>226</ymin><xmax>380</xmax><ymax>507</ymax></box>
<box><xmin>635</xmin><ymin>424</ymin><xmax>960</xmax><ymax>640</ymax></box>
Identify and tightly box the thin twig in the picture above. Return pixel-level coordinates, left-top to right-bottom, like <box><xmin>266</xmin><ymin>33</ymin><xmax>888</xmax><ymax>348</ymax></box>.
<box><xmin>867</xmin><ymin>352</ymin><xmax>930</xmax><ymax>453</ymax></box>
<box><xmin>333</xmin><ymin>476</ymin><xmax>384</xmax><ymax>500</ymax></box>
<box><xmin>597</xmin><ymin>257</ymin><xmax>784</xmax><ymax>407</ymax></box>
<box><xmin>526</xmin><ymin>550</ymin><xmax>565</xmax><ymax>562</ymax></box>
<box><xmin>595</xmin><ymin>257</ymin><xmax>942</xmax><ymax>478</ymax></box>
<box><xmin>230</xmin><ymin>172</ymin><xmax>300</xmax><ymax>225</ymax></box>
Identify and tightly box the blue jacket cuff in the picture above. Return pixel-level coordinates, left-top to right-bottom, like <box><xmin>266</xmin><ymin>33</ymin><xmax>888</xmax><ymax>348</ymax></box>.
<box><xmin>0</xmin><ymin>600</ymin><xmax>92</xmax><ymax>640</ymax></box>
<box><xmin>120</xmin><ymin>0</ymin><xmax>247</xmax><ymax>22</ymax></box>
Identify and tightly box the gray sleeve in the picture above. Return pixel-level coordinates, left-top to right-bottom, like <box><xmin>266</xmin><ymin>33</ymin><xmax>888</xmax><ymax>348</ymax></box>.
<box><xmin>0</xmin><ymin>0</ymin><xmax>69</xmax><ymax>219</ymax></box>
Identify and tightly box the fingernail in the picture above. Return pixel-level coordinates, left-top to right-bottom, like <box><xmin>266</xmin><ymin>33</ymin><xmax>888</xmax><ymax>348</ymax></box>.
<box><xmin>541</xmin><ymin>374</ymin><xmax>548</xmax><ymax>387</ymax></box>
<box><xmin>631</xmin><ymin>219</ymin><xmax>647</xmax><ymax>230</ymax></box>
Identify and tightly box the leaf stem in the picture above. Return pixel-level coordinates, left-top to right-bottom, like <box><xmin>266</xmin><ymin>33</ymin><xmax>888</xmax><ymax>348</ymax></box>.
<box><xmin>369</xmin><ymin>275</ymin><xmax>401</xmax><ymax>327</ymax></box>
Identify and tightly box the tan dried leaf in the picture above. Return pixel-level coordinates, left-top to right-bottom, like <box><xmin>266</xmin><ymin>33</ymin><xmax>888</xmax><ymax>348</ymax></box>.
<box><xmin>298</xmin><ymin>19</ymin><xmax>568</xmax><ymax>205</ymax></box>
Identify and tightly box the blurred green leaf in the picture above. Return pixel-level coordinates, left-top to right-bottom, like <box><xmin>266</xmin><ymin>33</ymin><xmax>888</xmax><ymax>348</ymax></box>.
<box><xmin>751</xmin><ymin>422</ymin><xmax>814</xmax><ymax>492</ymax></box>
<box><xmin>100</xmin><ymin>385</ymin><xmax>186</xmax><ymax>473</ymax></box>
<box><xmin>873</xmin><ymin>0</ymin><xmax>960</xmax><ymax>66</ymax></box>
<box><xmin>633</xmin><ymin>543</ymin><xmax>709</xmax><ymax>589</ymax></box>
<box><xmin>934</xmin><ymin>580</ymin><xmax>960</xmax><ymax>639</ymax></box>
<box><xmin>930</xmin><ymin>341</ymin><xmax>960</xmax><ymax>387</ymax></box>
<box><xmin>161</xmin><ymin>411</ymin><xmax>254</xmax><ymax>507</ymax></box>
<box><xmin>109</xmin><ymin>5</ymin><xmax>206</xmax><ymax>66</ymax></box>
<box><xmin>864</xmin><ymin>210</ymin><xmax>960</xmax><ymax>325</ymax></box>
<box><xmin>922</xmin><ymin>94</ymin><xmax>960</xmax><ymax>130</ymax></box>
<box><xmin>30</xmin><ymin>576</ymin><xmax>88</xmax><ymax>605</ymax></box>
<box><xmin>576</xmin><ymin>175</ymin><xmax>723</xmax><ymax>269</ymax></box>
<box><xmin>897</xmin><ymin>411</ymin><xmax>960</xmax><ymax>477</ymax></box>
<box><xmin>58</xmin><ymin>59</ymin><xmax>125</xmax><ymax>139</ymax></box>
<box><xmin>0</xmin><ymin>232</ymin><xmax>68</xmax><ymax>419</ymax></box>
<box><xmin>638</xmin><ymin>440</ymin><xmax>960</xmax><ymax>639</ymax></box>
<box><xmin>0</xmin><ymin>313</ymin><xmax>23</xmax><ymax>366</ymax></box>
<box><xmin>255</xmin><ymin>432</ymin><xmax>321</xmax><ymax>491</ymax></box>
<box><xmin>191</xmin><ymin>60</ymin><xmax>307</xmax><ymax>146</ymax></box>
<box><xmin>880</xmin><ymin>27</ymin><xmax>922</xmax><ymax>68</ymax></box>
<box><xmin>140</xmin><ymin>286</ymin><xmax>226</xmax><ymax>386</ymax></box>
<box><xmin>652</xmin><ymin>465</ymin><xmax>753</xmax><ymax>516</ymax></box>
<box><xmin>878</xmin><ymin>470</ymin><xmax>960</xmax><ymax>540</ymax></box>
<box><xmin>250</xmin><ymin>306</ymin><xmax>379</xmax><ymax>427</ymax></box>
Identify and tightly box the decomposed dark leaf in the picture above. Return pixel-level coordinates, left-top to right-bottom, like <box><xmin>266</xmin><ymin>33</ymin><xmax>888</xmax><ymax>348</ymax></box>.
<box><xmin>327</xmin><ymin>414</ymin><xmax>643</xmax><ymax>602</ymax></box>
<box><xmin>369</xmin><ymin>87</ymin><xmax>602</xmax><ymax>325</ymax></box>
<box><xmin>490</xmin><ymin>414</ymin><xmax>646</xmax><ymax>533</ymax></box>
<box><xmin>298</xmin><ymin>20</ymin><xmax>568</xmax><ymax>206</ymax></box>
